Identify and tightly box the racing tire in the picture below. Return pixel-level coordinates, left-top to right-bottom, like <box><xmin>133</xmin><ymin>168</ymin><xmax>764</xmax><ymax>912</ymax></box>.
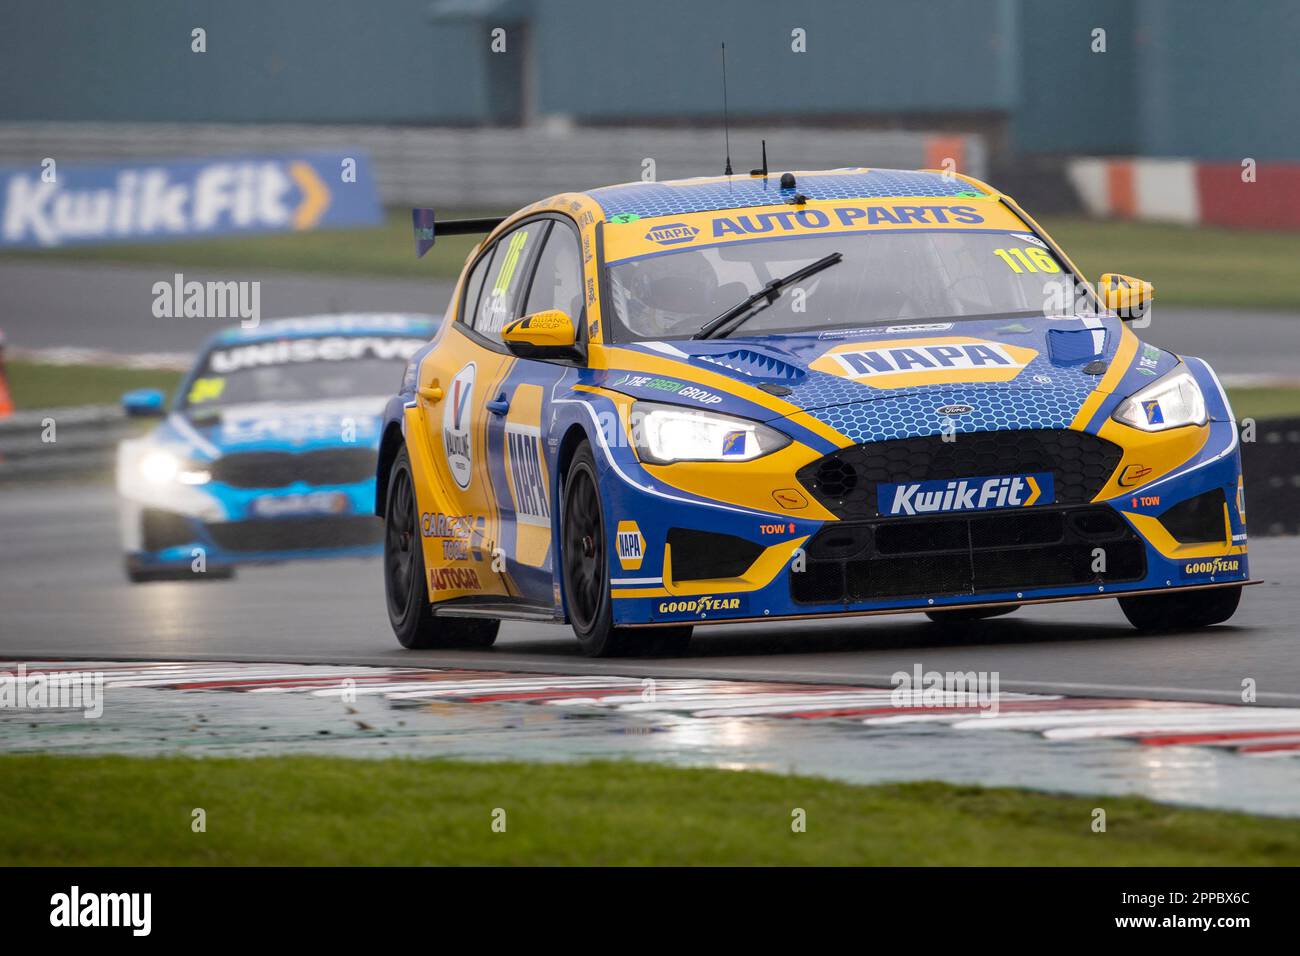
<box><xmin>924</xmin><ymin>605</ymin><xmax>1020</xmax><ymax>625</ymax></box>
<box><xmin>383</xmin><ymin>446</ymin><xmax>499</xmax><ymax>650</ymax></box>
<box><xmin>561</xmin><ymin>442</ymin><xmax>692</xmax><ymax>657</ymax></box>
<box><xmin>123</xmin><ymin>558</ymin><xmax>235</xmax><ymax>584</ymax></box>
<box><xmin>1118</xmin><ymin>585</ymin><xmax>1242</xmax><ymax>632</ymax></box>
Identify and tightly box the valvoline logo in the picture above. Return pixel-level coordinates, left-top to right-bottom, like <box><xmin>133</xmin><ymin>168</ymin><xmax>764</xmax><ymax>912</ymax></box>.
<box><xmin>644</xmin><ymin>222</ymin><xmax>700</xmax><ymax>246</ymax></box>
<box><xmin>452</xmin><ymin>378</ymin><xmax>471</xmax><ymax>429</ymax></box>
<box><xmin>442</xmin><ymin>363</ymin><xmax>475</xmax><ymax>490</ymax></box>
<box><xmin>878</xmin><ymin>473</ymin><xmax>1054</xmax><ymax>516</ymax></box>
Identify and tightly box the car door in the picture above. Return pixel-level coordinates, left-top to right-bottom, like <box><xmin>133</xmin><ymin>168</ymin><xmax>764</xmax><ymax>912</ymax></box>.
<box><xmin>412</xmin><ymin>219</ymin><xmax>546</xmax><ymax>603</ymax></box>
<box><xmin>485</xmin><ymin>217</ymin><xmax>586</xmax><ymax>606</ymax></box>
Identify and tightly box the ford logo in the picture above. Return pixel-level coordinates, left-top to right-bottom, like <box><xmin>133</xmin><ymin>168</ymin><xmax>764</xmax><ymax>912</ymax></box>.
<box><xmin>936</xmin><ymin>404</ymin><xmax>974</xmax><ymax>416</ymax></box>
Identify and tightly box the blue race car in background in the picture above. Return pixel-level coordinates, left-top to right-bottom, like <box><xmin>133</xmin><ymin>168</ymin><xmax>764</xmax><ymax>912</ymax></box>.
<box><xmin>117</xmin><ymin>313</ymin><xmax>435</xmax><ymax>582</ymax></box>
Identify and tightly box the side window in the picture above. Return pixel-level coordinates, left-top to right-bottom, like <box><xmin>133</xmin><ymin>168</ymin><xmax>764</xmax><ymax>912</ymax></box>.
<box><xmin>475</xmin><ymin>221</ymin><xmax>546</xmax><ymax>344</ymax></box>
<box><xmin>458</xmin><ymin>244</ymin><xmax>495</xmax><ymax>326</ymax></box>
<box><xmin>524</xmin><ymin>222</ymin><xmax>584</xmax><ymax>324</ymax></box>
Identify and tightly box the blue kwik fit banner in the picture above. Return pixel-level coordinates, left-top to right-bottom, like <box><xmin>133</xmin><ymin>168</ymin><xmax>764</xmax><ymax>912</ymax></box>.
<box><xmin>0</xmin><ymin>152</ymin><xmax>381</xmax><ymax>248</ymax></box>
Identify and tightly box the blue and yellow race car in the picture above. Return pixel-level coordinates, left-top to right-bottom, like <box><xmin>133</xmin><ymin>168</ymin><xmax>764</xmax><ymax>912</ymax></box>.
<box><xmin>377</xmin><ymin>168</ymin><xmax>1251</xmax><ymax>655</ymax></box>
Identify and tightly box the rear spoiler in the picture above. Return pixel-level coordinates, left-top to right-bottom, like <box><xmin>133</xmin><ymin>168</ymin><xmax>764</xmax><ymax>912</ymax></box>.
<box><xmin>412</xmin><ymin>208</ymin><xmax>505</xmax><ymax>258</ymax></box>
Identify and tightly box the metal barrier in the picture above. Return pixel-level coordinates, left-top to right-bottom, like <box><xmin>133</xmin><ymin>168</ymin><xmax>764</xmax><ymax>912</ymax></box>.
<box><xmin>0</xmin><ymin>406</ymin><xmax>138</xmax><ymax>480</ymax></box>
<box><xmin>0</xmin><ymin>123</ymin><xmax>987</xmax><ymax>208</ymax></box>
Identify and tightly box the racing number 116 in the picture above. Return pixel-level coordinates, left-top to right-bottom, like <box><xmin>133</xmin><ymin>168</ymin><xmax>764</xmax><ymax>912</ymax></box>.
<box><xmin>993</xmin><ymin>246</ymin><xmax>1060</xmax><ymax>273</ymax></box>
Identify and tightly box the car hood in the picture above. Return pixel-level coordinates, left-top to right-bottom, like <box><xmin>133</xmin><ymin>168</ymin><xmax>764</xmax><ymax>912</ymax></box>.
<box><xmin>155</xmin><ymin>397</ymin><xmax>388</xmax><ymax>459</ymax></box>
<box><xmin>600</xmin><ymin>314</ymin><xmax>1172</xmax><ymax>441</ymax></box>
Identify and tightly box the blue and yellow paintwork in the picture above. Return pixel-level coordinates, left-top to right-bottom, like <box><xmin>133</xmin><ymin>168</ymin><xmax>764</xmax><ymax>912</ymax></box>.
<box><xmin>379</xmin><ymin>168</ymin><xmax>1248</xmax><ymax>627</ymax></box>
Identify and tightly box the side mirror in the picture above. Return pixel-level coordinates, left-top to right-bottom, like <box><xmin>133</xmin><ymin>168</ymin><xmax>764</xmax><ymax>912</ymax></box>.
<box><xmin>501</xmin><ymin>309</ymin><xmax>580</xmax><ymax>359</ymax></box>
<box><xmin>1099</xmin><ymin>273</ymin><xmax>1154</xmax><ymax>320</ymax></box>
<box><xmin>121</xmin><ymin>387</ymin><xmax>166</xmax><ymax>418</ymax></box>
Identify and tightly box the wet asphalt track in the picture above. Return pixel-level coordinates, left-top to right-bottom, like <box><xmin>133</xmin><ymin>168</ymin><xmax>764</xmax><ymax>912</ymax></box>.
<box><xmin>1</xmin><ymin>482</ymin><xmax>1295</xmax><ymax>706</ymax></box>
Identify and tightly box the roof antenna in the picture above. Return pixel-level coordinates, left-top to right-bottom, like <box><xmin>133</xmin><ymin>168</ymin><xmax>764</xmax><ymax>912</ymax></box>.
<box><xmin>750</xmin><ymin>139</ymin><xmax>768</xmax><ymax>177</ymax></box>
<box><xmin>720</xmin><ymin>42</ymin><xmax>733</xmax><ymax>176</ymax></box>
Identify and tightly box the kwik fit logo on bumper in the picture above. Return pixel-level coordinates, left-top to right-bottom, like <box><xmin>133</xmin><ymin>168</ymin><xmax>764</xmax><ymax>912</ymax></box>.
<box><xmin>879</xmin><ymin>473</ymin><xmax>1054</xmax><ymax>516</ymax></box>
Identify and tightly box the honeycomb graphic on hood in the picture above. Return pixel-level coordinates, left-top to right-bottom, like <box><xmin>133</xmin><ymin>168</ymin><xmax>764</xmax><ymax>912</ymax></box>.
<box><xmin>803</xmin><ymin>384</ymin><xmax>1096</xmax><ymax>444</ymax></box>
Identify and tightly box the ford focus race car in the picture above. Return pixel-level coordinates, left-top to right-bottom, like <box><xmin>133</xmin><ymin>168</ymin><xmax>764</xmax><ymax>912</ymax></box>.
<box><xmin>378</xmin><ymin>168</ymin><xmax>1251</xmax><ymax>656</ymax></box>
<box><xmin>118</xmin><ymin>313</ymin><xmax>435</xmax><ymax>582</ymax></box>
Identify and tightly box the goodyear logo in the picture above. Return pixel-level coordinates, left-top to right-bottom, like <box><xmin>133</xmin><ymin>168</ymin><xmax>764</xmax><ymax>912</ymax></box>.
<box><xmin>811</xmin><ymin>337</ymin><xmax>1038</xmax><ymax>388</ymax></box>
<box><xmin>616</xmin><ymin>520</ymin><xmax>645</xmax><ymax>571</ymax></box>
<box><xmin>644</xmin><ymin>222</ymin><xmax>700</xmax><ymax>246</ymax></box>
<box><xmin>879</xmin><ymin>473</ymin><xmax>1054</xmax><ymax>516</ymax></box>
<box><xmin>1183</xmin><ymin>558</ymin><xmax>1241</xmax><ymax>577</ymax></box>
<box><xmin>657</xmin><ymin>596</ymin><xmax>743</xmax><ymax>615</ymax></box>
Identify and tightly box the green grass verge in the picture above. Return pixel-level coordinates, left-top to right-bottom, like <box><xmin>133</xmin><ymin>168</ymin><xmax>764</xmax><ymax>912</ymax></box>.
<box><xmin>1040</xmin><ymin>216</ymin><xmax>1300</xmax><ymax>312</ymax></box>
<box><xmin>1225</xmin><ymin>387</ymin><xmax>1300</xmax><ymax>421</ymax></box>
<box><xmin>4</xmin><ymin>209</ymin><xmax>1298</xmax><ymax>310</ymax></box>
<box><xmin>1</xmin><ymin>755</ymin><xmax>1297</xmax><ymax>865</ymax></box>
<box><xmin>0</xmin><ymin>207</ymin><xmax>497</xmax><ymax>280</ymax></box>
<box><xmin>5</xmin><ymin>361</ymin><xmax>182</xmax><ymax>411</ymax></box>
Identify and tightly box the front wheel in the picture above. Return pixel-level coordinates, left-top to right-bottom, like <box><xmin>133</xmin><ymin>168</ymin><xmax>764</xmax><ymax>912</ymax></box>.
<box><xmin>561</xmin><ymin>441</ymin><xmax>692</xmax><ymax>657</ymax></box>
<box><xmin>383</xmin><ymin>446</ymin><xmax>498</xmax><ymax>650</ymax></box>
<box><xmin>1119</xmin><ymin>585</ymin><xmax>1241</xmax><ymax>632</ymax></box>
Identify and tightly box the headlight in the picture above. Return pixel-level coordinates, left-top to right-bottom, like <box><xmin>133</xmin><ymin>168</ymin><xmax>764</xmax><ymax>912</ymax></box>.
<box><xmin>139</xmin><ymin>450</ymin><xmax>210</xmax><ymax>484</ymax></box>
<box><xmin>631</xmin><ymin>402</ymin><xmax>792</xmax><ymax>464</ymax></box>
<box><xmin>139</xmin><ymin>450</ymin><xmax>180</xmax><ymax>483</ymax></box>
<box><xmin>1112</xmin><ymin>365</ymin><xmax>1207</xmax><ymax>431</ymax></box>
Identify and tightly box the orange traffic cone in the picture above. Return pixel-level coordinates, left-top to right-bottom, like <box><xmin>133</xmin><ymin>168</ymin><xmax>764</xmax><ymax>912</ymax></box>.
<box><xmin>0</xmin><ymin>330</ymin><xmax>13</xmax><ymax>419</ymax></box>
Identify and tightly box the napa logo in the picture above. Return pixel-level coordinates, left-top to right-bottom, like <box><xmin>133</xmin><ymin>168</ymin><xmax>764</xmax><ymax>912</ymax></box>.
<box><xmin>442</xmin><ymin>363</ymin><xmax>475</xmax><ymax>490</ymax></box>
<box><xmin>811</xmin><ymin>337</ymin><xmax>1038</xmax><ymax>388</ymax></box>
<box><xmin>879</xmin><ymin>473</ymin><xmax>1053</xmax><ymax>516</ymax></box>
<box><xmin>644</xmin><ymin>222</ymin><xmax>699</xmax><ymax>246</ymax></box>
<box><xmin>505</xmin><ymin>422</ymin><xmax>550</xmax><ymax>527</ymax></box>
<box><xmin>616</xmin><ymin>520</ymin><xmax>645</xmax><ymax>571</ymax></box>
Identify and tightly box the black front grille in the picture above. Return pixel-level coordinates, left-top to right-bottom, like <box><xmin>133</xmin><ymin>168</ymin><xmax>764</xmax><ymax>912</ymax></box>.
<box><xmin>204</xmin><ymin>515</ymin><xmax>383</xmax><ymax>552</ymax></box>
<box><xmin>796</xmin><ymin>430</ymin><xmax>1123</xmax><ymax>520</ymax></box>
<box><xmin>209</xmin><ymin>448</ymin><xmax>377</xmax><ymax>489</ymax></box>
<box><xmin>792</xmin><ymin>505</ymin><xmax>1145</xmax><ymax>604</ymax></box>
<box><xmin>667</xmin><ymin>528</ymin><xmax>764</xmax><ymax>581</ymax></box>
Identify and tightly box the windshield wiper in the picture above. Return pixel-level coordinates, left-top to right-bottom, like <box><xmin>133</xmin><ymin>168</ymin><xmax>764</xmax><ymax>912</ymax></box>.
<box><xmin>693</xmin><ymin>252</ymin><xmax>843</xmax><ymax>339</ymax></box>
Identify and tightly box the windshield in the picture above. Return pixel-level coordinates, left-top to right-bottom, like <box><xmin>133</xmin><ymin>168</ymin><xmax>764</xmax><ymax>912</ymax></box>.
<box><xmin>181</xmin><ymin>335</ymin><xmax>426</xmax><ymax>411</ymax></box>
<box><xmin>606</xmin><ymin>231</ymin><xmax>1075</xmax><ymax>342</ymax></box>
